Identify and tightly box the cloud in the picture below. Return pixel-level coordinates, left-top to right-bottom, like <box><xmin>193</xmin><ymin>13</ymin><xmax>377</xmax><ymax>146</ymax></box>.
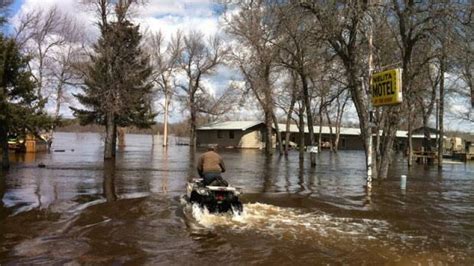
<box><xmin>13</xmin><ymin>0</ymin><xmax>221</xmax><ymax>40</ymax></box>
<box><xmin>12</xmin><ymin>0</ymin><xmax>98</xmax><ymax>40</ymax></box>
<box><xmin>136</xmin><ymin>0</ymin><xmax>216</xmax><ymax>18</ymax></box>
<box><xmin>137</xmin><ymin>14</ymin><xmax>220</xmax><ymax>41</ymax></box>
<box><xmin>11</xmin><ymin>1</ymin><xmax>270</xmax><ymax>124</ymax></box>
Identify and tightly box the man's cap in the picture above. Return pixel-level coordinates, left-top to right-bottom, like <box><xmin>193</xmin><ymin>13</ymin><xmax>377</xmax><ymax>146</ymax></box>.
<box><xmin>207</xmin><ymin>144</ymin><xmax>218</xmax><ymax>150</ymax></box>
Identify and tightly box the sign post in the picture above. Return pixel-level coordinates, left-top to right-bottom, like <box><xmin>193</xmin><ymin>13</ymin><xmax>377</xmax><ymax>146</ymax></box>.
<box><xmin>368</xmin><ymin>68</ymin><xmax>403</xmax><ymax>185</ymax></box>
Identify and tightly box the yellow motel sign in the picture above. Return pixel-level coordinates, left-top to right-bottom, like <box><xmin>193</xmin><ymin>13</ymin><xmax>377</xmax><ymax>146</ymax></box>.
<box><xmin>371</xmin><ymin>68</ymin><xmax>403</xmax><ymax>107</ymax></box>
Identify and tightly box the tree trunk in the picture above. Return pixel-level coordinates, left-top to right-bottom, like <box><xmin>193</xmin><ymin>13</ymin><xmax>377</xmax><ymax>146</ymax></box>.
<box><xmin>190</xmin><ymin>92</ymin><xmax>197</xmax><ymax>151</ymax></box>
<box><xmin>50</xmin><ymin>83</ymin><xmax>63</xmax><ymax>147</ymax></box>
<box><xmin>408</xmin><ymin>123</ymin><xmax>413</xmax><ymax>167</ymax></box>
<box><xmin>334</xmin><ymin>125</ymin><xmax>340</xmax><ymax>152</ymax></box>
<box><xmin>190</xmin><ymin>115</ymin><xmax>196</xmax><ymax>151</ymax></box>
<box><xmin>377</xmin><ymin>117</ymin><xmax>399</xmax><ymax>179</ymax></box>
<box><xmin>55</xmin><ymin>85</ymin><xmax>63</xmax><ymax>121</ymax></box>
<box><xmin>438</xmin><ymin>59</ymin><xmax>445</xmax><ymax>168</ymax></box>
<box><xmin>54</xmin><ymin>71</ymin><xmax>65</xmax><ymax>120</ymax></box>
<box><xmin>0</xmin><ymin>124</ymin><xmax>9</xmax><ymax>170</ymax></box>
<box><xmin>272</xmin><ymin>114</ymin><xmax>283</xmax><ymax>155</ymax></box>
<box><xmin>163</xmin><ymin>94</ymin><xmax>170</xmax><ymax>147</ymax></box>
<box><xmin>318</xmin><ymin>111</ymin><xmax>323</xmax><ymax>152</ymax></box>
<box><xmin>103</xmin><ymin>159</ymin><xmax>117</xmax><ymax>202</ymax></box>
<box><xmin>284</xmin><ymin>95</ymin><xmax>296</xmax><ymax>155</ymax></box>
<box><xmin>104</xmin><ymin>112</ymin><xmax>116</xmax><ymax>160</ymax></box>
<box><xmin>471</xmin><ymin>82</ymin><xmax>474</xmax><ymax>108</ymax></box>
<box><xmin>0</xmin><ymin>169</ymin><xmax>9</xmax><ymax>217</ymax></box>
<box><xmin>284</xmin><ymin>130</ymin><xmax>291</xmax><ymax>155</ymax></box>
<box><xmin>112</xmin><ymin>124</ymin><xmax>117</xmax><ymax>157</ymax></box>
<box><xmin>264</xmin><ymin>111</ymin><xmax>273</xmax><ymax>156</ymax></box>
<box><xmin>326</xmin><ymin>111</ymin><xmax>334</xmax><ymax>152</ymax></box>
<box><xmin>349</xmin><ymin>74</ymin><xmax>375</xmax><ymax>179</ymax></box>
<box><xmin>118</xmin><ymin>127</ymin><xmax>125</xmax><ymax>146</ymax></box>
<box><xmin>422</xmin><ymin>112</ymin><xmax>432</xmax><ymax>155</ymax></box>
<box><xmin>406</xmin><ymin>103</ymin><xmax>413</xmax><ymax>166</ymax></box>
<box><xmin>333</xmin><ymin>96</ymin><xmax>348</xmax><ymax>152</ymax></box>
<box><xmin>298</xmin><ymin>107</ymin><xmax>305</xmax><ymax>159</ymax></box>
<box><xmin>301</xmin><ymin>74</ymin><xmax>316</xmax><ymax>166</ymax></box>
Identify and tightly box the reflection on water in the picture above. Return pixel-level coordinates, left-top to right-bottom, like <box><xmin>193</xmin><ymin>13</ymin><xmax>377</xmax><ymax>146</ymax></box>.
<box><xmin>0</xmin><ymin>132</ymin><xmax>473</xmax><ymax>264</ymax></box>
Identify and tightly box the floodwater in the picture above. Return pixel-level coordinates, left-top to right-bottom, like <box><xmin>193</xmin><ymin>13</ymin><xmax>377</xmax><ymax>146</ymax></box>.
<box><xmin>1</xmin><ymin>132</ymin><xmax>473</xmax><ymax>265</ymax></box>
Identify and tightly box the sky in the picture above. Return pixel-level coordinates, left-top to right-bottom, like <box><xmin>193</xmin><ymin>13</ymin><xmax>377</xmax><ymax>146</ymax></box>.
<box><xmin>6</xmin><ymin>0</ymin><xmax>253</xmax><ymax>123</ymax></box>
<box><xmin>5</xmin><ymin>0</ymin><xmax>473</xmax><ymax>132</ymax></box>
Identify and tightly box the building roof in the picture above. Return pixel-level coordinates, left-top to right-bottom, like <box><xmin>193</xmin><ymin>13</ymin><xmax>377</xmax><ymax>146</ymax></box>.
<box><xmin>412</xmin><ymin>126</ymin><xmax>439</xmax><ymax>134</ymax></box>
<box><xmin>277</xmin><ymin>124</ymin><xmax>442</xmax><ymax>139</ymax></box>
<box><xmin>396</xmin><ymin>130</ymin><xmax>442</xmax><ymax>139</ymax></box>
<box><xmin>198</xmin><ymin>121</ymin><xmax>264</xmax><ymax>131</ymax></box>
<box><xmin>277</xmin><ymin>124</ymin><xmax>361</xmax><ymax>136</ymax></box>
<box><xmin>199</xmin><ymin>121</ymin><xmax>442</xmax><ymax>139</ymax></box>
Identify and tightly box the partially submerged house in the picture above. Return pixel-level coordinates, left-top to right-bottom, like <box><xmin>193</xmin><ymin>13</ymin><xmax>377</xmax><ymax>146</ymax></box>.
<box><xmin>196</xmin><ymin>121</ymin><xmax>272</xmax><ymax>149</ymax></box>
<box><xmin>196</xmin><ymin>121</ymin><xmax>439</xmax><ymax>151</ymax></box>
<box><xmin>277</xmin><ymin>124</ymin><xmax>363</xmax><ymax>150</ymax></box>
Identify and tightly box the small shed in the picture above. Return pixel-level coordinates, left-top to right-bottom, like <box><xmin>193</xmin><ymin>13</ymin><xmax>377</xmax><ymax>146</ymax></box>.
<box><xmin>197</xmin><ymin>121</ymin><xmax>269</xmax><ymax>149</ymax></box>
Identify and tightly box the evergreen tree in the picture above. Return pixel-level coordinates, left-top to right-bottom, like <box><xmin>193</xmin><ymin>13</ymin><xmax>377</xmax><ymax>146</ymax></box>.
<box><xmin>0</xmin><ymin>35</ymin><xmax>53</xmax><ymax>169</ymax></box>
<box><xmin>71</xmin><ymin>7</ymin><xmax>155</xmax><ymax>159</ymax></box>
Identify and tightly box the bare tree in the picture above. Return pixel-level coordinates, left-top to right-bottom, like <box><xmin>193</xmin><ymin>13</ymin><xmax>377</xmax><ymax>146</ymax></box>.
<box><xmin>176</xmin><ymin>31</ymin><xmax>228</xmax><ymax>150</ymax></box>
<box><xmin>329</xmin><ymin>90</ymin><xmax>350</xmax><ymax>152</ymax></box>
<box><xmin>50</xmin><ymin>40</ymin><xmax>85</xmax><ymax>123</ymax></box>
<box><xmin>274</xmin><ymin>69</ymin><xmax>299</xmax><ymax>155</ymax></box>
<box><xmin>15</xmin><ymin>6</ymin><xmax>77</xmax><ymax>108</ymax></box>
<box><xmin>413</xmin><ymin>62</ymin><xmax>439</xmax><ymax>157</ymax></box>
<box><xmin>275</xmin><ymin>2</ymin><xmax>324</xmax><ymax>164</ymax></box>
<box><xmin>450</xmin><ymin>3</ymin><xmax>473</xmax><ymax>119</ymax></box>
<box><xmin>195</xmin><ymin>83</ymin><xmax>240</xmax><ymax>121</ymax></box>
<box><xmin>147</xmin><ymin>31</ymin><xmax>182</xmax><ymax>147</ymax></box>
<box><xmin>300</xmin><ymin>1</ymin><xmax>376</xmax><ymax>175</ymax></box>
<box><xmin>225</xmin><ymin>0</ymin><xmax>283</xmax><ymax>156</ymax></box>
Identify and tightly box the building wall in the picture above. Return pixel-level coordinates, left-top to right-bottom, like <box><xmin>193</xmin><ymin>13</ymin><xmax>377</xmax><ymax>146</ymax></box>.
<box><xmin>284</xmin><ymin>132</ymin><xmax>365</xmax><ymax>150</ymax></box>
<box><xmin>240</xmin><ymin>130</ymin><xmax>263</xmax><ymax>148</ymax></box>
<box><xmin>338</xmin><ymin>135</ymin><xmax>364</xmax><ymax>150</ymax></box>
<box><xmin>197</xmin><ymin>129</ymin><xmax>264</xmax><ymax>149</ymax></box>
<box><xmin>397</xmin><ymin>138</ymin><xmax>437</xmax><ymax>152</ymax></box>
<box><xmin>198</xmin><ymin>127</ymin><xmax>435</xmax><ymax>151</ymax></box>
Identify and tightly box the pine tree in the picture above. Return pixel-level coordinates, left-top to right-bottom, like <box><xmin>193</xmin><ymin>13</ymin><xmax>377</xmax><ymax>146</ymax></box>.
<box><xmin>0</xmin><ymin>35</ymin><xmax>53</xmax><ymax>169</ymax></box>
<box><xmin>71</xmin><ymin>6</ymin><xmax>155</xmax><ymax>159</ymax></box>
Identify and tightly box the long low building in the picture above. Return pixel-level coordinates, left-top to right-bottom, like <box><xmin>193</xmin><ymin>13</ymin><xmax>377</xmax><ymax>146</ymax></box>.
<box><xmin>196</xmin><ymin>121</ymin><xmax>439</xmax><ymax>151</ymax></box>
<box><xmin>197</xmin><ymin>121</ymin><xmax>270</xmax><ymax>149</ymax></box>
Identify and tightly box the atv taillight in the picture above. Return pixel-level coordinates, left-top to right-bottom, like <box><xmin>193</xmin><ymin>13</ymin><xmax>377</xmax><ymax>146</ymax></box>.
<box><xmin>215</xmin><ymin>194</ymin><xmax>225</xmax><ymax>201</ymax></box>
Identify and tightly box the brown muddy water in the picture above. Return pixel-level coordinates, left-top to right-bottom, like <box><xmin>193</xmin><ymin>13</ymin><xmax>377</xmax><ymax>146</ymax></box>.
<box><xmin>0</xmin><ymin>132</ymin><xmax>473</xmax><ymax>265</ymax></box>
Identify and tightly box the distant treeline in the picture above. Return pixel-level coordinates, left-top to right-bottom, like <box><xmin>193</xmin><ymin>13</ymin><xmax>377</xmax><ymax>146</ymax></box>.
<box><xmin>55</xmin><ymin>119</ymin><xmax>190</xmax><ymax>137</ymax></box>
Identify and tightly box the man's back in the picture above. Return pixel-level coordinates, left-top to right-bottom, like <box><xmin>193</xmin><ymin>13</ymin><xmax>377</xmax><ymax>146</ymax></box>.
<box><xmin>198</xmin><ymin>151</ymin><xmax>225</xmax><ymax>173</ymax></box>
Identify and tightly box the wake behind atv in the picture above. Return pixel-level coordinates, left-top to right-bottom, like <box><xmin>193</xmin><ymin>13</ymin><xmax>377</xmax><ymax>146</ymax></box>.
<box><xmin>186</xmin><ymin>178</ymin><xmax>243</xmax><ymax>214</ymax></box>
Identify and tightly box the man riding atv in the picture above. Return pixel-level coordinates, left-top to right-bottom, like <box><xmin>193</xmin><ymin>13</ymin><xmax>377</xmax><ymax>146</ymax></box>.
<box><xmin>197</xmin><ymin>145</ymin><xmax>227</xmax><ymax>186</ymax></box>
<box><xmin>189</xmin><ymin>145</ymin><xmax>242</xmax><ymax>213</ymax></box>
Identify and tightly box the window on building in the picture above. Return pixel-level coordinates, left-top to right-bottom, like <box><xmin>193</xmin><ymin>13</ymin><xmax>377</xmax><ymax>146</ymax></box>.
<box><xmin>217</xmin><ymin>131</ymin><xmax>223</xmax><ymax>139</ymax></box>
<box><xmin>229</xmin><ymin>131</ymin><xmax>234</xmax><ymax>139</ymax></box>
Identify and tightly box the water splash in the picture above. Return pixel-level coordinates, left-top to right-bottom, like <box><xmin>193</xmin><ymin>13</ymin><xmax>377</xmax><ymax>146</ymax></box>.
<box><xmin>186</xmin><ymin>201</ymin><xmax>391</xmax><ymax>244</ymax></box>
